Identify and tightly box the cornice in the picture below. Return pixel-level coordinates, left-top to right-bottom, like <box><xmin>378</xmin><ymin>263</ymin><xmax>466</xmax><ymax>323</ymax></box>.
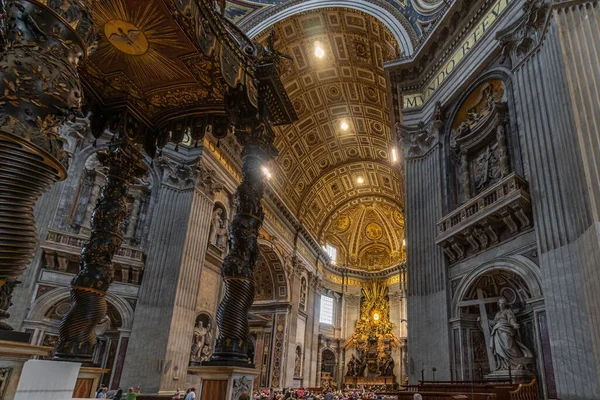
<box><xmin>324</xmin><ymin>262</ymin><xmax>407</xmax><ymax>280</ymax></box>
<box><xmin>386</xmin><ymin>0</ymin><xmax>514</xmax><ymax>89</ymax></box>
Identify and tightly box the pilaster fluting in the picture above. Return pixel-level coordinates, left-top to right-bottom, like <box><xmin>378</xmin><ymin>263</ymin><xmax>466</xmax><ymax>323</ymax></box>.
<box><xmin>0</xmin><ymin>0</ymin><xmax>96</xmax><ymax>329</ymax></box>
<box><xmin>398</xmin><ymin>114</ymin><xmax>450</xmax><ymax>383</ymax></box>
<box><xmin>498</xmin><ymin>1</ymin><xmax>600</xmax><ymax>397</ymax></box>
<box><xmin>209</xmin><ymin>123</ymin><xmax>275</xmax><ymax>366</ymax></box>
<box><xmin>120</xmin><ymin>152</ymin><xmax>220</xmax><ymax>393</ymax></box>
<box><xmin>54</xmin><ymin>137</ymin><xmax>146</xmax><ymax>362</ymax></box>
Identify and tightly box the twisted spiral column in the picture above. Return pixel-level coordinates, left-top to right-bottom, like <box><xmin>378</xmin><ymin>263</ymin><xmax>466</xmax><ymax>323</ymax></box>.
<box><xmin>209</xmin><ymin>139</ymin><xmax>270</xmax><ymax>366</ymax></box>
<box><xmin>0</xmin><ymin>0</ymin><xmax>96</xmax><ymax>329</ymax></box>
<box><xmin>0</xmin><ymin>133</ymin><xmax>65</xmax><ymax>328</ymax></box>
<box><xmin>53</xmin><ymin>138</ymin><xmax>146</xmax><ymax>362</ymax></box>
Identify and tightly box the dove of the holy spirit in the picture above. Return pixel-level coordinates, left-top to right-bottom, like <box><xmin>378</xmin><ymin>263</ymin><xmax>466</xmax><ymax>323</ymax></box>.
<box><xmin>105</xmin><ymin>19</ymin><xmax>149</xmax><ymax>56</ymax></box>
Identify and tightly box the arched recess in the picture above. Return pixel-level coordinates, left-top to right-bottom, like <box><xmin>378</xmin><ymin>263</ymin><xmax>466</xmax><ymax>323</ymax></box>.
<box><xmin>245</xmin><ymin>0</ymin><xmax>415</xmax><ymax>54</ymax></box>
<box><xmin>24</xmin><ymin>286</ymin><xmax>135</xmax><ymax>389</ymax></box>
<box><xmin>449</xmin><ymin>255</ymin><xmax>547</xmax><ymax>383</ymax></box>
<box><xmin>27</xmin><ymin>287</ymin><xmax>135</xmax><ymax>330</ymax></box>
<box><xmin>254</xmin><ymin>243</ymin><xmax>291</xmax><ymax>303</ymax></box>
<box><xmin>451</xmin><ymin>255</ymin><xmax>543</xmax><ymax>319</ymax></box>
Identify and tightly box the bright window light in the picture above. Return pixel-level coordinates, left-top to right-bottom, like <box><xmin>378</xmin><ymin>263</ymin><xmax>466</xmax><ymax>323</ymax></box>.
<box><xmin>261</xmin><ymin>166</ymin><xmax>272</xmax><ymax>179</ymax></box>
<box><xmin>325</xmin><ymin>244</ymin><xmax>337</xmax><ymax>260</ymax></box>
<box><xmin>320</xmin><ymin>295</ymin><xmax>334</xmax><ymax>324</ymax></box>
<box><xmin>314</xmin><ymin>42</ymin><xmax>325</xmax><ymax>58</ymax></box>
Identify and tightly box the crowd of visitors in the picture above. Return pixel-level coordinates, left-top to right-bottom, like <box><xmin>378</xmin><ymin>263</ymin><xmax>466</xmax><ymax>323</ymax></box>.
<box><xmin>94</xmin><ymin>384</ymin><xmax>141</xmax><ymax>399</ymax></box>
<box><xmin>252</xmin><ymin>387</ymin><xmax>396</xmax><ymax>400</ymax></box>
<box><xmin>172</xmin><ymin>387</ymin><xmax>197</xmax><ymax>399</ymax></box>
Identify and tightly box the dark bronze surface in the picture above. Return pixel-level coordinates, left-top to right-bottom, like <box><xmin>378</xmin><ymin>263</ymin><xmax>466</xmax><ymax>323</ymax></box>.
<box><xmin>0</xmin><ymin>0</ymin><xmax>95</xmax><ymax>329</ymax></box>
<box><xmin>54</xmin><ymin>135</ymin><xmax>146</xmax><ymax>362</ymax></box>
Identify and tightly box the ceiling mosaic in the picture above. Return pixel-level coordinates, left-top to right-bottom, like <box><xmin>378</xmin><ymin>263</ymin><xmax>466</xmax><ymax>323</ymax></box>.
<box><xmin>321</xmin><ymin>198</ymin><xmax>405</xmax><ymax>271</ymax></box>
<box><xmin>255</xmin><ymin>9</ymin><xmax>405</xmax><ymax>270</ymax></box>
<box><xmin>227</xmin><ymin>0</ymin><xmax>448</xmax><ymax>49</ymax></box>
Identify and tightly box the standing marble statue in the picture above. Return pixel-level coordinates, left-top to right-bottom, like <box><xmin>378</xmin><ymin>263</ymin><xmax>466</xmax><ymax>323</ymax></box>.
<box><xmin>191</xmin><ymin>319</ymin><xmax>209</xmax><ymax>363</ymax></box>
<box><xmin>209</xmin><ymin>208</ymin><xmax>224</xmax><ymax>247</ymax></box>
<box><xmin>486</xmin><ymin>297</ymin><xmax>533</xmax><ymax>371</ymax></box>
<box><xmin>294</xmin><ymin>348</ymin><xmax>301</xmax><ymax>376</ymax></box>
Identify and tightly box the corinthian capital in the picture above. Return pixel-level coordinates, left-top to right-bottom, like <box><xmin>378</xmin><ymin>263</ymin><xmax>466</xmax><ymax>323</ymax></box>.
<box><xmin>196</xmin><ymin>163</ymin><xmax>224</xmax><ymax>196</ymax></box>
<box><xmin>156</xmin><ymin>156</ymin><xmax>198</xmax><ymax>190</ymax></box>
<box><xmin>497</xmin><ymin>0</ymin><xmax>550</xmax><ymax>69</ymax></box>
<box><xmin>397</xmin><ymin>102</ymin><xmax>444</xmax><ymax>159</ymax></box>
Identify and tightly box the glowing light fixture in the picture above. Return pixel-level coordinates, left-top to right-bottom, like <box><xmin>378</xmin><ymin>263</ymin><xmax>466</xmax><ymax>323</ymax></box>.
<box><xmin>357</xmin><ymin>176</ymin><xmax>364</xmax><ymax>184</ymax></box>
<box><xmin>373</xmin><ymin>312</ymin><xmax>380</xmax><ymax>322</ymax></box>
<box><xmin>340</xmin><ymin>121</ymin><xmax>349</xmax><ymax>131</ymax></box>
<box><xmin>392</xmin><ymin>148</ymin><xmax>398</xmax><ymax>163</ymax></box>
<box><xmin>261</xmin><ymin>166</ymin><xmax>272</xmax><ymax>179</ymax></box>
<box><xmin>402</xmin><ymin>238</ymin><xmax>406</xmax><ymax>247</ymax></box>
<box><xmin>314</xmin><ymin>42</ymin><xmax>325</xmax><ymax>58</ymax></box>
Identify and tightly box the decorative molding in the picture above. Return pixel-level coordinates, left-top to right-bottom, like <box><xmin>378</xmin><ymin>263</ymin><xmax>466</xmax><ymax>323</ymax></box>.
<box><xmin>436</xmin><ymin>173</ymin><xmax>533</xmax><ymax>263</ymax></box>
<box><xmin>397</xmin><ymin>102</ymin><xmax>443</xmax><ymax>158</ymax></box>
<box><xmin>497</xmin><ymin>0</ymin><xmax>551</xmax><ymax>70</ymax></box>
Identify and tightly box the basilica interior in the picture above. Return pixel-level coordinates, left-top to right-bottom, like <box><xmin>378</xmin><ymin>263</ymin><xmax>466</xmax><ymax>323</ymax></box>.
<box><xmin>0</xmin><ymin>0</ymin><xmax>598</xmax><ymax>400</ymax></box>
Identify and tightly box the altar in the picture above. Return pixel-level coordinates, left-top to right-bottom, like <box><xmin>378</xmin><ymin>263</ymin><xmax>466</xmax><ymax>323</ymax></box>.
<box><xmin>344</xmin><ymin>281</ymin><xmax>400</xmax><ymax>387</ymax></box>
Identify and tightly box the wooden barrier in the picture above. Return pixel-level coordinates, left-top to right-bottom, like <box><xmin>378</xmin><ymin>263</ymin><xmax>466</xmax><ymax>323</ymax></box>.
<box><xmin>392</xmin><ymin>381</ymin><xmax>516</xmax><ymax>400</ymax></box>
<box><xmin>509</xmin><ymin>379</ymin><xmax>539</xmax><ymax>400</ymax></box>
<box><xmin>381</xmin><ymin>392</ymin><xmax>497</xmax><ymax>400</ymax></box>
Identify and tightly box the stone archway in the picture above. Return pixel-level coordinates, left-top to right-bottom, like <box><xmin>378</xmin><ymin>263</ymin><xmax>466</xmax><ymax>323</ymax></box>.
<box><xmin>23</xmin><ymin>287</ymin><xmax>134</xmax><ymax>389</ymax></box>
<box><xmin>250</xmin><ymin>244</ymin><xmax>291</xmax><ymax>390</ymax></box>
<box><xmin>449</xmin><ymin>256</ymin><xmax>555</xmax><ymax>396</ymax></box>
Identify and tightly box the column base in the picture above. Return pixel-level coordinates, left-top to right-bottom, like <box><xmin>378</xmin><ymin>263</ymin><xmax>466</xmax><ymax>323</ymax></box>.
<box><xmin>0</xmin><ymin>340</ymin><xmax>52</xmax><ymax>400</ymax></box>
<box><xmin>13</xmin><ymin>359</ymin><xmax>81</xmax><ymax>400</ymax></box>
<box><xmin>188</xmin><ymin>366</ymin><xmax>258</xmax><ymax>400</ymax></box>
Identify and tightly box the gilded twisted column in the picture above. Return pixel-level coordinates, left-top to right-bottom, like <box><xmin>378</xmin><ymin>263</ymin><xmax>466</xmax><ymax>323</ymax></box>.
<box><xmin>53</xmin><ymin>137</ymin><xmax>146</xmax><ymax>362</ymax></box>
<box><xmin>208</xmin><ymin>122</ymin><xmax>275</xmax><ymax>366</ymax></box>
<box><xmin>0</xmin><ymin>0</ymin><xmax>96</xmax><ymax>329</ymax></box>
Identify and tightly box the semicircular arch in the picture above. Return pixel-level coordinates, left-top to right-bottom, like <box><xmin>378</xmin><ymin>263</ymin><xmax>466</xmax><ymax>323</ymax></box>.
<box><xmin>27</xmin><ymin>287</ymin><xmax>135</xmax><ymax>330</ymax></box>
<box><xmin>451</xmin><ymin>255</ymin><xmax>544</xmax><ymax>319</ymax></box>
<box><xmin>245</xmin><ymin>1</ymin><xmax>415</xmax><ymax>54</ymax></box>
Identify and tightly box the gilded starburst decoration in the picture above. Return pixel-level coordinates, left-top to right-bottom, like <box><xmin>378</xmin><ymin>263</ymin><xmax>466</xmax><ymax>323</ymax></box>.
<box><xmin>91</xmin><ymin>0</ymin><xmax>190</xmax><ymax>85</ymax></box>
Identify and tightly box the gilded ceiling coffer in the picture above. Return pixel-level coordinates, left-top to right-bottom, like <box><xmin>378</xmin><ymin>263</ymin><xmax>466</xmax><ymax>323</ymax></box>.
<box><xmin>53</xmin><ymin>133</ymin><xmax>146</xmax><ymax>362</ymax></box>
<box><xmin>0</xmin><ymin>0</ymin><xmax>96</xmax><ymax>330</ymax></box>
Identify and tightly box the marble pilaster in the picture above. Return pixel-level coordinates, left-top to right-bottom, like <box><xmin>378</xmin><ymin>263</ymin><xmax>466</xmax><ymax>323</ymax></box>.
<box><xmin>284</xmin><ymin>263</ymin><xmax>302</xmax><ymax>386</ymax></box>
<box><xmin>498</xmin><ymin>1</ymin><xmax>600</xmax><ymax>397</ymax></box>
<box><xmin>399</xmin><ymin>115</ymin><xmax>451</xmax><ymax>383</ymax></box>
<box><xmin>119</xmin><ymin>150</ymin><xmax>220</xmax><ymax>394</ymax></box>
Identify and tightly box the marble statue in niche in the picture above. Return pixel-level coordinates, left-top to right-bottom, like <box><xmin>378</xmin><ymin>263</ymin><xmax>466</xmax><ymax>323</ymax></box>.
<box><xmin>208</xmin><ymin>206</ymin><xmax>227</xmax><ymax>249</ymax></box>
<box><xmin>482</xmin><ymin>297</ymin><xmax>533</xmax><ymax>371</ymax></box>
<box><xmin>294</xmin><ymin>346</ymin><xmax>302</xmax><ymax>376</ymax></box>
<box><xmin>299</xmin><ymin>276</ymin><xmax>307</xmax><ymax>310</ymax></box>
<box><xmin>190</xmin><ymin>313</ymin><xmax>212</xmax><ymax>363</ymax></box>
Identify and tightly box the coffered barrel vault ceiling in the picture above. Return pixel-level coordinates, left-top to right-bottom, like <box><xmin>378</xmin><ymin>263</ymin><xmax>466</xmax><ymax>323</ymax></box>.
<box><xmin>255</xmin><ymin>8</ymin><xmax>406</xmax><ymax>270</ymax></box>
<box><xmin>228</xmin><ymin>0</ymin><xmax>449</xmax><ymax>52</ymax></box>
